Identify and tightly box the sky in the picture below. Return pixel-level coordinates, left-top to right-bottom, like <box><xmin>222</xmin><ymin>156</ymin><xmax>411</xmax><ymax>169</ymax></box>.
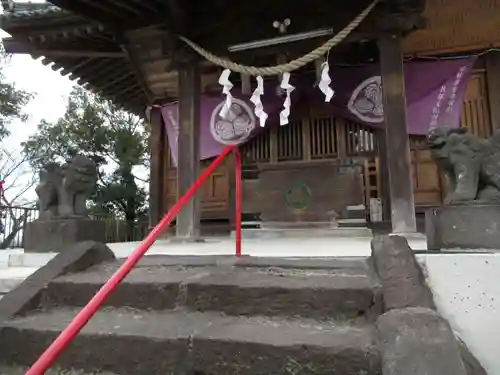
<box><xmin>1</xmin><ymin>1</ymin><xmax>75</xmax><ymax>202</ymax></box>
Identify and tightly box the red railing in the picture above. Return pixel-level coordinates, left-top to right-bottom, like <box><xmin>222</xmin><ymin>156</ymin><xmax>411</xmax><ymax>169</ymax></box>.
<box><xmin>26</xmin><ymin>145</ymin><xmax>243</xmax><ymax>374</ymax></box>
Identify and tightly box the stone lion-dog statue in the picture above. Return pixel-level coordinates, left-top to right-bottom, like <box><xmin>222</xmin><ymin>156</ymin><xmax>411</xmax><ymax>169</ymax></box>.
<box><xmin>426</xmin><ymin>127</ymin><xmax>500</xmax><ymax>204</ymax></box>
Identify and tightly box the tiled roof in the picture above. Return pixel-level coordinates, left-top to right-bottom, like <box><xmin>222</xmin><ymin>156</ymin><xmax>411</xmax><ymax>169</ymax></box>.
<box><xmin>1</xmin><ymin>1</ymin><xmax>65</xmax><ymax>19</ymax></box>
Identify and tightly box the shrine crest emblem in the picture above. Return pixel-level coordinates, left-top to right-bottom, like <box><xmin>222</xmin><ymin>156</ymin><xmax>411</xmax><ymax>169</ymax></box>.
<box><xmin>210</xmin><ymin>98</ymin><xmax>256</xmax><ymax>145</ymax></box>
<box><xmin>347</xmin><ymin>75</ymin><xmax>384</xmax><ymax>123</ymax></box>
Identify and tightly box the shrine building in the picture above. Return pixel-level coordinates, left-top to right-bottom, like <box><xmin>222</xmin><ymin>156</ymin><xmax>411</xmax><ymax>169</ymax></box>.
<box><xmin>1</xmin><ymin>0</ymin><xmax>500</xmax><ymax>238</ymax></box>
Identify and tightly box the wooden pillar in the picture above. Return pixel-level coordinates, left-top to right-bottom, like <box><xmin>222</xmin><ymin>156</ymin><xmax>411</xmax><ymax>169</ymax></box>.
<box><xmin>376</xmin><ymin>129</ymin><xmax>391</xmax><ymax>222</ymax></box>
<box><xmin>176</xmin><ymin>61</ymin><xmax>201</xmax><ymax>239</ymax></box>
<box><xmin>486</xmin><ymin>52</ymin><xmax>500</xmax><ymax>130</ymax></box>
<box><xmin>148</xmin><ymin>106</ymin><xmax>164</xmax><ymax>228</ymax></box>
<box><xmin>378</xmin><ymin>34</ymin><xmax>417</xmax><ymax>234</ymax></box>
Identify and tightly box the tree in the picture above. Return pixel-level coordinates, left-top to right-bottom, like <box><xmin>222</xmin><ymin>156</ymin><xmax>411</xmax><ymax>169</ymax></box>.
<box><xmin>22</xmin><ymin>86</ymin><xmax>150</xmax><ymax>230</ymax></box>
<box><xmin>0</xmin><ymin>45</ymin><xmax>33</xmax><ymax>140</ymax></box>
<box><xmin>0</xmin><ymin>43</ymin><xmax>35</xmax><ymax>248</ymax></box>
<box><xmin>0</xmin><ymin>147</ymin><xmax>36</xmax><ymax>249</ymax></box>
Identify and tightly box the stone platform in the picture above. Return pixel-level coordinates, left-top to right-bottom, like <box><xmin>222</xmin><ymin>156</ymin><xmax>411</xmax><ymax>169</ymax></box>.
<box><xmin>23</xmin><ymin>218</ymin><xmax>106</xmax><ymax>253</ymax></box>
<box><xmin>426</xmin><ymin>203</ymin><xmax>500</xmax><ymax>250</ymax></box>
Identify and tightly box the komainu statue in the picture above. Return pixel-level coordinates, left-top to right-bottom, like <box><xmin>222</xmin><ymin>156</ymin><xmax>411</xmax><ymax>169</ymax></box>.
<box><xmin>35</xmin><ymin>155</ymin><xmax>97</xmax><ymax>219</ymax></box>
<box><xmin>426</xmin><ymin>127</ymin><xmax>500</xmax><ymax>204</ymax></box>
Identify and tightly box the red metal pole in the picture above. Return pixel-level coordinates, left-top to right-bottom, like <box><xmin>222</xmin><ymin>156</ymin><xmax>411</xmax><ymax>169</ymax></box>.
<box><xmin>234</xmin><ymin>148</ymin><xmax>242</xmax><ymax>257</ymax></box>
<box><xmin>26</xmin><ymin>145</ymin><xmax>235</xmax><ymax>375</ymax></box>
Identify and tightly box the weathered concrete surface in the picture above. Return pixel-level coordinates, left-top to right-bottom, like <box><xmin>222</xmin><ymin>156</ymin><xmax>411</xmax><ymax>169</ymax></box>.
<box><xmin>377</xmin><ymin>307</ymin><xmax>467</xmax><ymax>375</ymax></box>
<box><xmin>0</xmin><ymin>307</ymin><xmax>381</xmax><ymax>375</ymax></box>
<box><xmin>371</xmin><ymin>235</ymin><xmax>435</xmax><ymax>310</ymax></box>
<box><xmin>426</xmin><ymin>204</ymin><xmax>500</xmax><ymax>249</ymax></box>
<box><xmin>24</xmin><ymin>218</ymin><xmax>106</xmax><ymax>253</ymax></box>
<box><xmin>0</xmin><ymin>366</ymin><xmax>119</xmax><ymax>374</ymax></box>
<box><xmin>372</xmin><ymin>236</ymin><xmax>487</xmax><ymax>375</ymax></box>
<box><xmin>0</xmin><ymin>242</ymin><xmax>114</xmax><ymax>322</ymax></box>
<box><xmin>41</xmin><ymin>257</ymin><xmax>381</xmax><ymax>319</ymax></box>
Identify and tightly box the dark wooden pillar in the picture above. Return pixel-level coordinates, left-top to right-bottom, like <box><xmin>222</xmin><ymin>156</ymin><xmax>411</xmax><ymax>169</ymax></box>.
<box><xmin>376</xmin><ymin>129</ymin><xmax>392</xmax><ymax>222</ymax></box>
<box><xmin>148</xmin><ymin>106</ymin><xmax>164</xmax><ymax>228</ymax></box>
<box><xmin>176</xmin><ymin>61</ymin><xmax>201</xmax><ymax>239</ymax></box>
<box><xmin>378</xmin><ymin>34</ymin><xmax>417</xmax><ymax>233</ymax></box>
<box><xmin>486</xmin><ymin>52</ymin><xmax>500</xmax><ymax>130</ymax></box>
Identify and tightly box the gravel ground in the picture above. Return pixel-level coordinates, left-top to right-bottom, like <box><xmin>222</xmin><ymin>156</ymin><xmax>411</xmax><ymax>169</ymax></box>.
<box><xmin>0</xmin><ymin>366</ymin><xmax>119</xmax><ymax>374</ymax></box>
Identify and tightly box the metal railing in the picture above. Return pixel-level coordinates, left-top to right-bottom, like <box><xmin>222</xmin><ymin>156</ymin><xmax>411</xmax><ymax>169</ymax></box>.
<box><xmin>0</xmin><ymin>205</ymin><xmax>37</xmax><ymax>249</ymax></box>
<box><xmin>0</xmin><ymin>207</ymin><xmax>153</xmax><ymax>249</ymax></box>
<box><xmin>26</xmin><ymin>145</ymin><xmax>243</xmax><ymax>374</ymax></box>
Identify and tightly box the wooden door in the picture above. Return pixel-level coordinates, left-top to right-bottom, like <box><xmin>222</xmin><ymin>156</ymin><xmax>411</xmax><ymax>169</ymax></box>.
<box><xmin>460</xmin><ymin>71</ymin><xmax>493</xmax><ymax>137</ymax></box>
<box><xmin>411</xmin><ymin>70</ymin><xmax>492</xmax><ymax>207</ymax></box>
<box><xmin>163</xmin><ymin>144</ymin><xmax>232</xmax><ymax>221</ymax></box>
<box><xmin>410</xmin><ymin>137</ymin><xmax>442</xmax><ymax>207</ymax></box>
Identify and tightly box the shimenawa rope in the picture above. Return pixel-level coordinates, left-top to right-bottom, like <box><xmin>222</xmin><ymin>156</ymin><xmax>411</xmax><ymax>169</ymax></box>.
<box><xmin>178</xmin><ymin>0</ymin><xmax>379</xmax><ymax>76</ymax></box>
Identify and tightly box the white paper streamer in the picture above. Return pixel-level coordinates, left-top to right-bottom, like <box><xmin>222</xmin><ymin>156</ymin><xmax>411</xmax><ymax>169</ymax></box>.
<box><xmin>318</xmin><ymin>62</ymin><xmax>334</xmax><ymax>102</ymax></box>
<box><xmin>279</xmin><ymin>72</ymin><xmax>295</xmax><ymax>126</ymax></box>
<box><xmin>250</xmin><ymin>76</ymin><xmax>267</xmax><ymax>127</ymax></box>
<box><xmin>218</xmin><ymin>69</ymin><xmax>233</xmax><ymax>119</ymax></box>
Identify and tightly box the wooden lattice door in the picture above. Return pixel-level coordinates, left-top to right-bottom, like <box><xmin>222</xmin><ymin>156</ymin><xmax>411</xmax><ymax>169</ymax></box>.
<box><xmin>411</xmin><ymin>70</ymin><xmax>492</xmax><ymax>207</ymax></box>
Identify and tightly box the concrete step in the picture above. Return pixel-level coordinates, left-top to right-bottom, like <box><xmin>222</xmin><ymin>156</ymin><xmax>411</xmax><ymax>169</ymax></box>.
<box><xmin>0</xmin><ymin>307</ymin><xmax>381</xmax><ymax>375</ymax></box>
<box><xmin>41</xmin><ymin>256</ymin><xmax>381</xmax><ymax>319</ymax></box>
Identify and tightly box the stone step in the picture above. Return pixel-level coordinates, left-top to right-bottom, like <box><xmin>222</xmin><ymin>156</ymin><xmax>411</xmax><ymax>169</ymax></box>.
<box><xmin>0</xmin><ymin>307</ymin><xmax>381</xmax><ymax>375</ymax></box>
<box><xmin>0</xmin><ymin>366</ymin><xmax>118</xmax><ymax>374</ymax></box>
<box><xmin>232</xmin><ymin>227</ymin><xmax>373</xmax><ymax>239</ymax></box>
<box><xmin>343</xmin><ymin>205</ymin><xmax>367</xmax><ymax>220</ymax></box>
<box><xmin>337</xmin><ymin>218</ymin><xmax>368</xmax><ymax>228</ymax></box>
<box><xmin>0</xmin><ymin>267</ymin><xmax>38</xmax><ymax>294</ymax></box>
<box><xmin>41</xmin><ymin>257</ymin><xmax>381</xmax><ymax>319</ymax></box>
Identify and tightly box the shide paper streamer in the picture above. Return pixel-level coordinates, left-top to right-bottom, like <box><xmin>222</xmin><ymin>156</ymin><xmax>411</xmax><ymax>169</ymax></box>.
<box><xmin>279</xmin><ymin>72</ymin><xmax>295</xmax><ymax>126</ymax></box>
<box><xmin>250</xmin><ymin>76</ymin><xmax>268</xmax><ymax>127</ymax></box>
<box><xmin>218</xmin><ymin>69</ymin><xmax>233</xmax><ymax>119</ymax></box>
<box><xmin>319</xmin><ymin>61</ymin><xmax>334</xmax><ymax>102</ymax></box>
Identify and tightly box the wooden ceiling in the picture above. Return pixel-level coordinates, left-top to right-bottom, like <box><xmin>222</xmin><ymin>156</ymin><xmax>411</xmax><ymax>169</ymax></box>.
<box><xmin>0</xmin><ymin>0</ymin><xmax>423</xmax><ymax>114</ymax></box>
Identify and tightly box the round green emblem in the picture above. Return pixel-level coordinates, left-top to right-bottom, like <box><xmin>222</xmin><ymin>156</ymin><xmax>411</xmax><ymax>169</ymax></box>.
<box><xmin>284</xmin><ymin>183</ymin><xmax>312</xmax><ymax>210</ymax></box>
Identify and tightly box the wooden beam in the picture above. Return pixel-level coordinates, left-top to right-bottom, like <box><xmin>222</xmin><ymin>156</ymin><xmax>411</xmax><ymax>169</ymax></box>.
<box><xmin>120</xmin><ymin>39</ymin><xmax>155</xmax><ymax>103</ymax></box>
<box><xmin>148</xmin><ymin>106</ymin><xmax>165</xmax><ymax>228</ymax></box>
<box><xmin>72</xmin><ymin>58</ymin><xmax>123</xmax><ymax>82</ymax></box>
<box><xmin>176</xmin><ymin>59</ymin><xmax>201</xmax><ymax>239</ymax></box>
<box><xmin>25</xmin><ymin>23</ymin><xmax>105</xmax><ymax>43</ymax></box>
<box><xmin>378</xmin><ymin>33</ymin><xmax>416</xmax><ymax>234</ymax></box>
<box><xmin>166</xmin><ymin>0</ymin><xmax>187</xmax><ymax>33</ymax></box>
<box><xmin>48</xmin><ymin>0</ymin><xmax>120</xmax><ymax>26</ymax></box>
<box><xmin>61</xmin><ymin>57</ymin><xmax>94</xmax><ymax>76</ymax></box>
<box><xmin>3</xmin><ymin>38</ymin><xmax>125</xmax><ymax>58</ymax></box>
<box><xmin>99</xmin><ymin>71</ymin><xmax>135</xmax><ymax>91</ymax></box>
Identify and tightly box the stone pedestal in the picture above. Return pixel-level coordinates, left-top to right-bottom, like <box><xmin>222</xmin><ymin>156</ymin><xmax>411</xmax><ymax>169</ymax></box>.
<box><xmin>426</xmin><ymin>203</ymin><xmax>500</xmax><ymax>250</ymax></box>
<box><xmin>24</xmin><ymin>218</ymin><xmax>106</xmax><ymax>253</ymax></box>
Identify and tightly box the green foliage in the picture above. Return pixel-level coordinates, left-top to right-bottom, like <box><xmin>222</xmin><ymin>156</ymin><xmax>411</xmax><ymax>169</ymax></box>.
<box><xmin>23</xmin><ymin>86</ymin><xmax>150</xmax><ymax>224</ymax></box>
<box><xmin>0</xmin><ymin>45</ymin><xmax>33</xmax><ymax>140</ymax></box>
